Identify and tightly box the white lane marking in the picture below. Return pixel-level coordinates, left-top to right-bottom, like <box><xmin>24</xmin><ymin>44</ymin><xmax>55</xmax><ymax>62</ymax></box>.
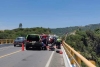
<box><xmin>0</xmin><ymin>50</ymin><xmax>21</xmax><ymax>59</ymax></box>
<box><xmin>45</xmin><ymin>51</ymin><xmax>55</xmax><ymax>67</ymax></box>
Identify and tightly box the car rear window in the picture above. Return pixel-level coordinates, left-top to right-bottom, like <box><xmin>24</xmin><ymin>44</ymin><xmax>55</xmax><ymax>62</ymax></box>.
<box><xmin>27</xmin><ymin>35</ymin><xmax>40</xmax><ymax>41</ymax></box>
<box><xmin>16</xmin><ymin>37</ymin><xmax>24</xmax><ymax>40</ymax></box>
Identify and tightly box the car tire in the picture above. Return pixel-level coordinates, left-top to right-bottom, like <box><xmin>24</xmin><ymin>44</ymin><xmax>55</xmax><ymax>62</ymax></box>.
<box><xmin>26</xmin><ymin>46</ymin><xmax>29</xmax><ymax>50</ymax></box>
<box><xmin>37</xmin><ymin>47</ymin><xmax>41</xmax><ymax>50</ymax></box>
<box><xmin>44</xmin><ymin>46</ymin><xmax>47</xmax><ymax>50</ymax></box>
<box><xmin>14</xmin><ymin>44</ymin><xmax>16</xmax><ymax>47</ymax></box>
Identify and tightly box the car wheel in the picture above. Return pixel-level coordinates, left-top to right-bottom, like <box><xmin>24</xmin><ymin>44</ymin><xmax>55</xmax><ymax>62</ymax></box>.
<box><xmin>44</xmin><ymin>46</ymin><xmax>47</xmax><ymax>50</ymax></box>
<box><xmin>14</xmin><ymin>44</ymin><xmax>16</xmax><ymax>47</ymax></box>
<box><xmin>26</xmin><ymin>46</ymin><xmax>29</xmax><ymax>50</ymax></box>
<box><xmin>39</xmin><ymin>47</ymin><xmax>41</xmax><ymax>50</ymax></box>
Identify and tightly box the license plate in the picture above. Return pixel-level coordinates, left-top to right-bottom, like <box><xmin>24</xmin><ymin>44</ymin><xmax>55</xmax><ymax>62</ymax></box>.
<box><xmin>32</xmin><ymin>41</ymin><xmax>36</xmax><ymax>43</ymax></box>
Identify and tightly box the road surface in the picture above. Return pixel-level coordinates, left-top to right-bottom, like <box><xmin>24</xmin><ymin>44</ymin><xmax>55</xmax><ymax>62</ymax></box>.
<box><xmin>0</xmin><ymin>44</ymin><xmax>65</xmax><ymax>67</ymax></box>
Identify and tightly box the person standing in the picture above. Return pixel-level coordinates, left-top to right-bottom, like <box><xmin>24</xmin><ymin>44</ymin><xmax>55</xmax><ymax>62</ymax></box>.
<box><xmin>56</xmin><ymin>37</ymin><xmax>62</xmax><ymax>49</ymax></box>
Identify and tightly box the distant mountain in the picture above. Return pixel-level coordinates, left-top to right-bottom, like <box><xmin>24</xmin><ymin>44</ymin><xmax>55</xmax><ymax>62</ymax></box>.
<box><xmin>50</xmin><ymin>23</ymin><xmax>100</xmax><ymax>35</ymax></box>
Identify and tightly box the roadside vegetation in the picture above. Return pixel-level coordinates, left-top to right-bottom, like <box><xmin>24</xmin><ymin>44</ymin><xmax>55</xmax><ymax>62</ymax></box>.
<box><xmin>0</xmin><ymin>27</ymin><xmax>51</xmax><ymax>39</ymax></box>
<box><xmin>66</xmin><ymin>28</ymin><xmax>100</xmax><ymax>67</ymax></box>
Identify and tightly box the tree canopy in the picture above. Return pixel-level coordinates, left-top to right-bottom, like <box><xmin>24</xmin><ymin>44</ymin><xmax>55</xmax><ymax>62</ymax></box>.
<box><xmin>19</xmin><ymin>23</ymin><xmax>22</xmax><ymax>28</ymax></box>
<box><xmin>0</xmin><ymin>27</ymin><xmax>51</xmax><ymax>39</ymax></box>
<box><xmin>65</xmin><ymin>29</ymin><xmax>100</xmax><ymax>67</ymax></box>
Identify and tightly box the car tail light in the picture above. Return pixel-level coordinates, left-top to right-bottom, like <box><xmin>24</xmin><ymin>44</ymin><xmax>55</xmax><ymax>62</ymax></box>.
<box><xmin>27</xmin><ymin>40</ymin><xmax>29</xmax><ymax>42</ymax></box>
<box><xmin>27</xmin><ymin>40</ymin><xmax>32</xmax><ymax>42</ymax></box>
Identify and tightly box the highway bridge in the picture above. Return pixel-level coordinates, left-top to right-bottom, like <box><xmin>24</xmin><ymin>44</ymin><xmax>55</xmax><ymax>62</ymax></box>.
<box><xmin>0</xmin><ymin>39</ymin><xmax>96</xmax><ymax>67</ymax></box>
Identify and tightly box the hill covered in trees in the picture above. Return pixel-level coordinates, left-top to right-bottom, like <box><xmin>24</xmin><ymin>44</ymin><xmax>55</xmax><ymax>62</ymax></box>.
<box><xmin>0</xmin><ymin>27</ymin><xmax>51</xmax><ymax>39</ymax></box>
<box><xmin>51</xmin><ymin>23</ymin><xmax>100</xmax><ymax>35</ymax></box>
<box><xmin>1</xmin><ymin>23</ymin><xmax>100</xmax><ymax>39</ymax></box>
<box><xmin>66</xmin><ymin>29</ymin><xmax>100</xmax><ymax>67</ymax></box>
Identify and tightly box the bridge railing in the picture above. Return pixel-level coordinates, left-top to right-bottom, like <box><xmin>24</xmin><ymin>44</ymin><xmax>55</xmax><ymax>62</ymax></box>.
<box><xmin>0</xmin><ymin>39</ymin><xmax>14</xmax><ymax>44</ymax></box>
<box><xmin>62</xmin><ymin>41</ymin><xmax>96</xmax><ymax>67</ymax></box>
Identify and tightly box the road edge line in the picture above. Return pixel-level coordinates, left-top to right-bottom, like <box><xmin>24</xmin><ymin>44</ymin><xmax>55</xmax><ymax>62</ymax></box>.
<box><xmin>45</xmin><ymin>51</ymin><xmax>55</xmax><ymax>67</ymax></box>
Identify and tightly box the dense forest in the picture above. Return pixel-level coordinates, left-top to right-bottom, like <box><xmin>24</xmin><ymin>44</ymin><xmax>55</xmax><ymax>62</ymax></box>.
<box><xmin>51</xmin><ymin>23</ymin><xmax>100</xmax><ymax>36</ymax></box>
<box><xmin>65</xmin><ymin>29</ymin><xmax>100</xmax><ymax>67</ymax></box>
<box><xmin>0</xmin><ymin>27</ymin><xmax>51</xmax><ymax>39</ymax></box>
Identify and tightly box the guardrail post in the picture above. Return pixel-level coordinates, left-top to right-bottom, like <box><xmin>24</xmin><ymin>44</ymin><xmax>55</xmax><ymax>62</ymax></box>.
<box><xmin>9</xmin><ymin>39</ymin><xmax>10</xmax><ymax>43</ymax></box>
<box><xmin>10</xmin><ymin>39</ymin><xmax>14</xmax><ymax>44</ymax></box>
<box><xmin>76</xmin><ymin>51</ymin><xmax>81</xmax><ymax>65</ymax></box>
<box><xmin>10</xmin><ymin>39</ymin><xmax>11</xmax><ymax>43</ymax></box>
<box><xmin>6</xmin><ymin>39</ymin><xmax>7</xmax><ymax>44</ymax></box>
<box><xmin>68</xmin><ymin>48</ymin><xmax>71</xmax><ymax>58</ymax></box>
<box><xmin>12</xmin><ymin>39</ymin><xmax>14</xmax><ymax>43</ymax></box>
<box><xmin>71</xmin><ymin>51</ymin><xmax>75</xmax><ymax>64</ymax></box>
<box><xmin>1</xmin><ymin>39</ymin><xmax>3</xmax><ymax>44</ymax></box>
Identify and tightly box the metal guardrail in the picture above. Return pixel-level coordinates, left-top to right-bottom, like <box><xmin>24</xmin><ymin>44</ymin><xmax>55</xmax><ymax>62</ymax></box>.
<box><xmin>62</xmin><ymin>41</ymin><xmax>96</xmax><ymax>67</ymax></box>
<box><xmin>0</xmin><ymin>39</ymin><xmax>14</xmax><ymax>44</ymax></box>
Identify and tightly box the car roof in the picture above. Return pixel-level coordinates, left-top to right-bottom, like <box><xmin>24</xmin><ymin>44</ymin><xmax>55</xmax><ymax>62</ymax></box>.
<box><xmin>26</xmin><ymin>34</ymin><xmax>40</xmax><ymax>37</ymax></box>
<box><xmin>27</xmin><ymin>34</ymin><xmax>39</xmax><ymax>35</ymax></box>
<box><xmin>26</xmin><ymin>34</ymin><xmax>40</xmax><ymax>39</ymax></box>
<box><xmin>16</xmin><ymin>37</ymin><xmax>25</xmax><ymax>38</ymax></box>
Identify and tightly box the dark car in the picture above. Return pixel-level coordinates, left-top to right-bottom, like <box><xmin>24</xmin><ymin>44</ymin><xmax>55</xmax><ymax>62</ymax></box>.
<box><xmin>14</xmin><ymin>37</ymin><xmax>26</xmax><ymax>47</ymax></box>
<box><xmin>25</xmin><ymin>34</ymin><xmax>43</xmax><ymax>50</ymax></box>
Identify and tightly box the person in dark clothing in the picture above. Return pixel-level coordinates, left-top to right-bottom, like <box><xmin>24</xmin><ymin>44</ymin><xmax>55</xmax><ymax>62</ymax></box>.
<box><xmin>42</xmin><ymin>37</ymin><xmax>48</xmax><ymax>46</ymax></box>
<box><xmin>50</xmin><ymin>37</ymin><xmax>57</xmax><ymax>50</ymax></box>
<box><xmin>41</xmin><ymin>36</ymin><xmax>49</xmax><ymax>50</ymax></box>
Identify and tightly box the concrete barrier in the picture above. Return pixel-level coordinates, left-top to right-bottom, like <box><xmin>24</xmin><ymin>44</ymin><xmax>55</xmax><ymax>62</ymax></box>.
<box><xmin>61</xmin><ymin>46</ymin><xmax>72</xmax><ymax>67</ymax></box>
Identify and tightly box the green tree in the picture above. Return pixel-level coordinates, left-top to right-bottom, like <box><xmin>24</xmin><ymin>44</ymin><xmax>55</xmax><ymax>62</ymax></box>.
<box><xmin>19</xmin><ymin>23</ymin><xmax>22</xmax><ymax>28</ymax></box>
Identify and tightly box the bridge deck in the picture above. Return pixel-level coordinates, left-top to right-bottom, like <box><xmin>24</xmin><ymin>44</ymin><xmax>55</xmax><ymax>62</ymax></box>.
<box><xmin>0</xmin><ymin>44</ymin><xmax>71</xmax><ymax>67</ymax></box>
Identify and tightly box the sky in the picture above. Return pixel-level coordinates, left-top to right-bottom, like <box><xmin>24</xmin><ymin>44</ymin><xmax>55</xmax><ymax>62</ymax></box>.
<box><xmin>0</xmin><ymin>0</ymin><xmax>100</xmax><ymax>30</ymax></box>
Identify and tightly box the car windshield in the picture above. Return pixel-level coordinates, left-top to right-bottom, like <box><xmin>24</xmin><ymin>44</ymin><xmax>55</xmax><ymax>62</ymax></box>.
<box><xmin>27</xmin><ymin>35</ymin><xmax>39</xmax><ymax>41</ymax></box>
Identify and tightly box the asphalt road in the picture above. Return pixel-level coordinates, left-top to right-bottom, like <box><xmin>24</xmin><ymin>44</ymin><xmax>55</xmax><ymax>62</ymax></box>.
<box><xmin>0</xmin><ymin>44</ymin><xmax>65</xmax><ymax>67</ymax></box>
<box><xmin>0</xmin><ymin>44</ymin><xmax>12</xmax><ymax>48</ymax></box>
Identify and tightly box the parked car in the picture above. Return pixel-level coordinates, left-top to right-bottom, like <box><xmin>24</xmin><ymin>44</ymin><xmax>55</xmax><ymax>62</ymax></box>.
<box><xmin>14</xmin><ymin>37</ymin><xmax>26</xmax><ymax>47</ymax></box>
<box><xmin>25</xmin><ymin>34</ymin><xmax>43</xmax><ymax>50</ymax></box>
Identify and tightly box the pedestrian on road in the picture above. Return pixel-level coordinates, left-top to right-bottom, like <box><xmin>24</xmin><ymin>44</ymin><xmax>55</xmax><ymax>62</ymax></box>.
<box><xmin>56</xmin><ymin>37</ymin><xmax>62</xmax><ymax>49</ymax></box>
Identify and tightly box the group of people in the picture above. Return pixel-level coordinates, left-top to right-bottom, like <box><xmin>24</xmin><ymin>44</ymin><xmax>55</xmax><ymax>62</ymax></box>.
<box><xmin>40</xmin><ymin>34</ymin><xmax>62</xmax><ymax>50</ymax></box>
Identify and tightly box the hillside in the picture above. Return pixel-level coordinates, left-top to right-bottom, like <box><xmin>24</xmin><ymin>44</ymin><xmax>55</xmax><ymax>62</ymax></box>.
<box><xmin>66</xmin><ymin>29</ymin><xmax>100</xmax><ymax>67</ymax></box>
<box><xmin>51</xmin><ymin>23</ymin><xmax>100</xmax><ymax>35</ymax></box>
<box><xmin>1</xmin><ymin>23</ymin><xmax>100</xmax><ymax>38</ymax></box>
